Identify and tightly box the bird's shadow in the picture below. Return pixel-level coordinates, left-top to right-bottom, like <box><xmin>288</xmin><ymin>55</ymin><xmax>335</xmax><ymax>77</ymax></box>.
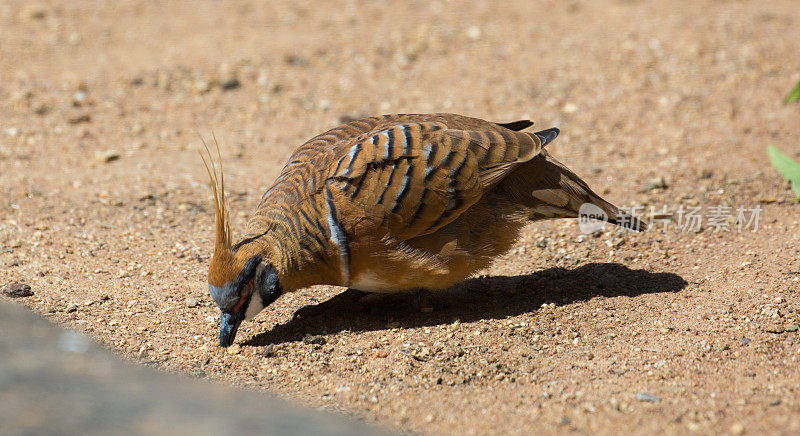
<box><xmin>243</xmin><ymin>262</ymin><xmax>687</xmax><ymax>347</ymax></box>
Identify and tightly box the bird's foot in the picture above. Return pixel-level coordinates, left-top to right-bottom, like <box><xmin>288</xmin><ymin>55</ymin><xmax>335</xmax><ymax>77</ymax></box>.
<box><xmin>291</xmin><ymin>288</ymin><xmax>369</xmax><ymax>321</ymax></box>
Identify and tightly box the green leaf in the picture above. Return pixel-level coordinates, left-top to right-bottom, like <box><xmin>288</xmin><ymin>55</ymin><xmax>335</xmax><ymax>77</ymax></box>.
<box><xmin>767</xmin><ymin>146</ymin><xmax>800</xmax><ymax>200</ymax></box>
<box><xmin>787</xmin><ymin>80</ymin><xmax>800</xmax><ymax>104</ymax></box>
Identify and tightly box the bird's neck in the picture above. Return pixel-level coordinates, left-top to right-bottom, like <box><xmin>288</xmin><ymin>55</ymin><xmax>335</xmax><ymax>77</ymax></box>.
<box><xmin>236</xmin><ymin>202</ymin><xmax>344</xmax><ymax>291</ymax></box>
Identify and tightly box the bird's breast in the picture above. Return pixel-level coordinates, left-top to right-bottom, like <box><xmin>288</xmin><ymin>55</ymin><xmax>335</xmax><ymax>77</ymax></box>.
<box><xmin>348</xmin><ymin>269</ymin><xmax>407</xmax><ymax>293</ymax></box>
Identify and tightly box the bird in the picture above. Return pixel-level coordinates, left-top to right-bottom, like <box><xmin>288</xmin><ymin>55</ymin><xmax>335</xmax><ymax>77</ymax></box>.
<box><xmin>201</xmin><ymin>113</ymin><xmax>646</xmax><ymax>347</ymax></box>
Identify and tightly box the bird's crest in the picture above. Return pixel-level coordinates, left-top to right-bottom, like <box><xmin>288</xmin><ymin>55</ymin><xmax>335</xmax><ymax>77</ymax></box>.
<box><xmin>199</xmin><ymin>133</ymin><xmax>236</xmax><ymax>286</ymax></box>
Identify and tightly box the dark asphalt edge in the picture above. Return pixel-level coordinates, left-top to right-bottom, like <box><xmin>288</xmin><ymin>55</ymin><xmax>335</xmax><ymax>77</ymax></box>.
<box><xmin>0</xmin><ymin>299</ymin><xmax>392</xmax><ymax>436</ymax></box>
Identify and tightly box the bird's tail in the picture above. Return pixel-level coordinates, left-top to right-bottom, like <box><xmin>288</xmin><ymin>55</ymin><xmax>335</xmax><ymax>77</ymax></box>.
<box><xmin>496</xmin><ymin>150</ymin><xmax>647</xmax><ymax>232</ymax></box>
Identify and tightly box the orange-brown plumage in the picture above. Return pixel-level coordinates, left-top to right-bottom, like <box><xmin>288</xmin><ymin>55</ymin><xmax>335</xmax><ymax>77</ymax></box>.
<box><xmin>228</xmin><ymin>114</ymin><xmax>643</xmax><ymax>291</ymax></box>
<box><xmin>204</xmin><ymin>113</ymin><xmax>646</xmax><ymax>346</ymax></box>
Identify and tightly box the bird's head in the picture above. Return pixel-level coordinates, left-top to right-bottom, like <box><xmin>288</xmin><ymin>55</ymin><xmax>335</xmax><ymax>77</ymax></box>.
<box><xmin>207</xmin><ymin>249</ymin><xmax>283</xmax><ymax>348</ymax></box>
<box><xmin>201</xmin><ymin>142</ymin><xmax>282</xmax><ymax>347</ymax></box>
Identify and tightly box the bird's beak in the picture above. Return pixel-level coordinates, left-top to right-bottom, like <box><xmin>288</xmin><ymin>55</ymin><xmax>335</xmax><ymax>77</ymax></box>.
<box><xmin>219</xmin><ymin>310</ymin><xmax>244</xmax><ymax>347</ymax></box>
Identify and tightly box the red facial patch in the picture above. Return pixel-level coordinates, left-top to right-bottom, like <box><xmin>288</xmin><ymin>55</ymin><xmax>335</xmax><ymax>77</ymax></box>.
<box><xmin>232</xmin><ymin>295</ymin><xmax>247</xmax><ymax>313</ymax></box>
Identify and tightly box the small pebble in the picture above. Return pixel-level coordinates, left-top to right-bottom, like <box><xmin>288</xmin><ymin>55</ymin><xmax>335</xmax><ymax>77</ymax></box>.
<box><xmin>95</xmin><ymin>150</ymin><xmax>121</xmax><ymax>163</ymax></box>
<box><xmin>66</xmin><ymin>303</ymin><xmax>78</xmax><ymax>313</ymax></box>
<box><xmin>2</xmin><ymin>282</ymin><xmax>33</xmax><ymax>298</ymax></box>
<box><xmin>68</xmin><ymin>113</ymin><xmax>91</xmax><ymax>124</ymax></box>
<box><xmin>302</xmin><ymin>334</ymin><xmax>327</xmax><ymax>345</ymax></box>
<box><xmin>465</xmin><ymin>26</ymin><xmax>481</xmax><ymax>41</ymax></box>
<box><xmin>226</xmin><ymin>344</ymin><xmax>242</xmax><ymax>354</ymax></box>
<box><xmin>22</xmin><ymin>6</ymin><xmax>48</xmax><ymax>20</ymax></box>
<box><xmin>221</xmin><ymin>77</ymin><xmax>241</xmax><ymax>90</ymax></box>
<box><xmin>185</xmin><ymin>297</ymin><xmax>199</xmax><ymax>308</ymax></box>
<box><xmin>262</xmin><ymin>344</ymin><xmax>275</xmax><ymax>357</ymax></box>
<box><xmin>764</xmin><ymin>324</ymin><xmax>785</xmax><ymax>334</ymax></box>
<box><xmin>193</xmin><ymin>79</ymin><xmax>211</xmax><ymax>94</ymax></box>
<box><xmin>730</xmin><ymin>423</ymin><xmax>745</xmax><ymax>435</ymax></box>
<box><xmin>635</xmin><ymin>392</ymin><xmax>660</xmax><ymax>403</ymax></box>
<box><xmin>219</xmin><ymin>63</ymin><xmax>241</xmax><ymax>90</ymax></box>
<box><xmin>33</xmin><ymin>103</ymin><xmax>50</xmax><ymax>115</ymax></box>
<box><xmin>642</xmin><ymin>177</ymin><xmax>668</xmax><ymax>192</ymax></box>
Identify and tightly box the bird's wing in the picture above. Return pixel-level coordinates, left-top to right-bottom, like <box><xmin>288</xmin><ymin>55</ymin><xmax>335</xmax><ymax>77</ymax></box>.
<box><xmin>324</xmin><ymin>122</ymin><xmax>545</xmax><ymax>241</ymax></box>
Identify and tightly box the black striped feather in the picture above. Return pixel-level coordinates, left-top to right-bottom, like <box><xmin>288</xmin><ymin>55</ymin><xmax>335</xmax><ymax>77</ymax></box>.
<box><xmin>321</xmin><ymin>118</ymin><xmax>545</xmax><ymax>241</ymax></box>
<box><xmin>244</xmin><ymin>114</ymin><xmax>549</xmax><ymax>246</ymax></box>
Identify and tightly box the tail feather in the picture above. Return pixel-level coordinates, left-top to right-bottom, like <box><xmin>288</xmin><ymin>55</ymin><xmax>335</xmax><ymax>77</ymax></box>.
<box><xmin>533</xmin><ymin>128</ymin><xmax>560</xmax><ymax>147</ymax></box>
<box><xmin>607</xmin><ymin>210</ymin><xmax>648</xmax><ymax>232</ymax></box>
<box><xmin>590</xmin><ymin>195</ymin><xmax>648</xmax><ymax>232</ymax></box>
<box><xmin>495</xmin><ymin>150</ymin><xmax>647</xmax><ymax>232</ymax></box>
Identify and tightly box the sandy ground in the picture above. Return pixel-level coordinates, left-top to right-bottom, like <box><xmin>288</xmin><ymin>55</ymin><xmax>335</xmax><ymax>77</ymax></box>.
<box><xmin>2</xmin><ymin>0</ymin><xmax>800</xmax><ymax>434</ymax></box>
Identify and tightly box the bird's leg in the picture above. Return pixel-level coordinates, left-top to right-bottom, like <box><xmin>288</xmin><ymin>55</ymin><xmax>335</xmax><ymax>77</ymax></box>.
<box><xmin>291</xmin><ymin>288</ymin><xmax>369</xmax><ymax>320</ymax></box>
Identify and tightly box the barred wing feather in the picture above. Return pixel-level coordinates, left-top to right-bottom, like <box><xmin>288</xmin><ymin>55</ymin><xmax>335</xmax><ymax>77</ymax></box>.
<box><xmin>325</xmin><ymin>122</ymin><xmax>544</xmax><ymax>241</ymax></box>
